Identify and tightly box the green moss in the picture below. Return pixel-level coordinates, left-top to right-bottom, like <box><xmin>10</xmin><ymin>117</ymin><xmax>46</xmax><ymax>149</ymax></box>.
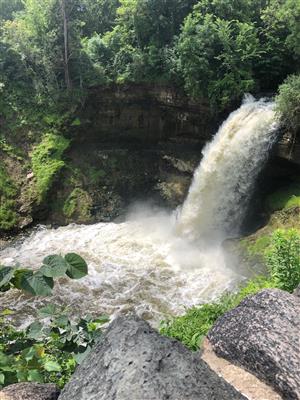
<box><xmin>0</xmin><ymin>165</ymin><xmax>17</xmax><ymax>230</ymax></box>
<box><xmin>63</xmin><ymin>188</ymin><xmax>92</xmax><ymax>221</ymax></box>
<box><xmin>31</xmin><ymin>134</ymin><xmax>70</xmax><ymax>203</ymax></box>
<box><xmin>88</xmin><ymin>167</ymin><xmax>106</xmax><ymax>185</ymax></box>
<box><xmin>266</xmin><ymin>184</ymin><xmax>300</xmax><ymax>212</ymax></box>
<box><xmin>244</xmin><ymin>235</ymin><xmax>271</xmax><ymax>256</ymax></box>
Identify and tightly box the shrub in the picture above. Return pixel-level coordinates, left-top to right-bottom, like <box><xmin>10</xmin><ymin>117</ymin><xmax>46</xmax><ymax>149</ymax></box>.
<box><xmin>276</xmin><ymin>74</ymin><xmax>300</xmax><ymax>131</ymax></box>
<box><xmin>266</xmin><ymin>228</ymin><xmax>300</xmax><ymax>292</ymax></box>
<box><xmin>0</xmin><ymin>253</ymin><xmax>109</xmax><ymax>389</ymax></box>
<box><xmin>0</xmin><ymin>308</ymin><xmax>109</xmax><ymax>388</ymax></box>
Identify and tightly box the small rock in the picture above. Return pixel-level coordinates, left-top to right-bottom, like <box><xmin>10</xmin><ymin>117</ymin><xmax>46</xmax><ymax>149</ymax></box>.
<box><xmin>59</xmin><ymin>315</ymin><xmax>246</xmax><ymax>400</ymax></box>
<box><xmin>26</xmin><ymin>172</ymin><xmax>34</xmax><ymax>180</ymax></box>
<box><xmin>0</xmin><ymin>383</ymin><xmax>60</xmax><ymax>400</ymax></box>
<box><xmin>208</xmin><ymin>289</ymin><xmax>300</xmax><ymax>400</ymax></box>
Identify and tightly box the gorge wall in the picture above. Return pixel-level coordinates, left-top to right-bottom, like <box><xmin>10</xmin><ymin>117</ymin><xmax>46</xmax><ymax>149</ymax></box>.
<box><xmin>2</xmin><ymin>84</ymin><xmax>299</xmax><ymax>233</ymax></box>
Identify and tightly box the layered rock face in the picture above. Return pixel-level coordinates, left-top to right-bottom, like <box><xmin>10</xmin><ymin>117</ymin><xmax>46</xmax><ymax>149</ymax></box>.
<box><xmin>44</xmin><ymin>84</ymin><xmax>216</xmax><ymax>225</ymax></box>
<box><xmin>208</xmin><ymin>289</ymin><xmax>300</xmax><ymax>400</ymax></box>
<box><xmin>3</xmin><ymin>84</ymin><xmax>299</xmax><ymax>230</ymax></box>
<box><xmin>59</xmin><ymin>315</ymin><xmax>246</xmax><ymax>400</ymax></box>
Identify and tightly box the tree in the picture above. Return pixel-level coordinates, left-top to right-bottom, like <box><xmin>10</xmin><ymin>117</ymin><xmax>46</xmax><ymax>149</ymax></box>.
<box><xmin>177</xmin><ymin>13</ymin><xmax>261</xmax><ymax>108</ymax></box>
<box><xmin>0</xmin><ymin>0</ymin><xmax>24</xmax><ymax>21</ymax></box>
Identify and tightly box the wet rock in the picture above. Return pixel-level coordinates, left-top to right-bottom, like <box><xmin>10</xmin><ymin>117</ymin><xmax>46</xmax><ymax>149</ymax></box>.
<box><xmin>59</xmin><ymin>315</ymin><xmax>246</xmax><ymax>400</ymax></box>
<box><xmin>0</xmin><ymin>383</ymin><xmax>60</xmax><ymax>400</ymax></box>
<box><xmin>208</xmin><ymin>289</ymin><xmax>300</xmax><ymax>400</ymax></box>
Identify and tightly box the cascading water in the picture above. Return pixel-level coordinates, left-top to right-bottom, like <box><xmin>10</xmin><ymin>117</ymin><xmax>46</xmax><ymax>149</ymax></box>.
<box><xmin>177</xmin><ymin>95</ymin><xmax>279</xmax><ymax>242</ymax></box>
<box><xmin>0</xmin><ymin>95</ymin><xmax>279</xmax><ymax>325</ymax></box>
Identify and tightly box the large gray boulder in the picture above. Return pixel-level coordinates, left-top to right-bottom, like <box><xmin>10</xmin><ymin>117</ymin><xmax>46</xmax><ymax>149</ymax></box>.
<box><xmin>0</xmin><ymin>383</ymin><xmax>59</xmax><ymax>400</ymax></box>
<box><xmin>59</xmin><ymin>315</ymin><xmax>245</xmax><ymax>400</ymax></box>
<box><xmin>208</xmin><ymin>289</ymin><xmax>300</xmax><ymax>400</ymax></box>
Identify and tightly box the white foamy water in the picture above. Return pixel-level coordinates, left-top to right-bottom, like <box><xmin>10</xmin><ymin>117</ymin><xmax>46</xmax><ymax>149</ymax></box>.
<box><xmin>0</xmin><ymin>96</ymin><xmax>279</xmax><ymax>325</ymax></box>
<box><xmin>0</xmin><ymin>211</ymin><xmax>238</xmax><ymax>325</ymax></box>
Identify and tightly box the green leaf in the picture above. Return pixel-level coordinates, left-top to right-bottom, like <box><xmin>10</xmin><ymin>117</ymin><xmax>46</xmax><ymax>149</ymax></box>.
<box><xmin>11</xmin><ymin>269</ymin><xmax>33</xmax><ymax>290</ymax></box>
<box><xmin>17</xmin><ymin>370</ymin><xmax>28</xmax><ymax>382</ymax></box>
<box><xmin>71</xmin><ymin>117</ymin><xmax>81</xmax><ymax>126</ymax></box>
<box><xmin>65</xmin><ymin>253</ymin><xmax>88</xmax><ymax>280</ymax></box>
<box><xmin>44</xmin><ymin>360</ymin><xmax>61</xmax><ymax>372</ymax></box>
<box><xmin>40</xmin><ymin>255</ymin><xmax>68</xmax><ymax>278</ymax></box>
<box><xmin>0</xmin><ymin>372</ymin><xmax>4</xmax><ymax>385</ymax></box>
<box><xmin>21</xmin><ymin>272</ymin><xmax>54</xmax><ymax>296</ymax></box>
<box><xmin>93</xmin><ymin>315</ymin><xmax>110</xmax><ymax>324</ymax></box>
<box><xmin>38</xmin><ymin>304</ymin><xmax>59</xmax><ymax>318</ymax></box>
<box><xmin>1</xmin><ymin>309</ymin><xmax>14</xmax><ymax>316</ymax></box>
<box><xmin>0</xmin><ymin>266</ymin><xmax>15</xmax><ymax>288</ymax></box>
<box><xmin>73</xmin><ymin>347</ymin><xmax>91</xmax><ymax>365</ymax></box>
<box><xmin>27</xmin><ymin>322</ymin><xmax>44</xmax><ymax>340</ymax></box>
<box><xmin>23</xmin><ymin>346</ymin><xmax>38</xmax><ymax>361</ymax></box>
<box><xmin>28</xmin><ymin>369</ymin><xmax>43</xmax><ymax>383</ymax></box>
<box><xmin>54</xmin><ymin>314</ymin><xmax>69</xmax><ymax>328</ymax></box>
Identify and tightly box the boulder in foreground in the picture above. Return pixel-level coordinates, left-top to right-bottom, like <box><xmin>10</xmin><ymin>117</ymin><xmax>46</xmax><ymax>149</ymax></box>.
<box><xmin>0</xmin><ymin>383</ymin><xmax>59</xmax><ymax>400</ymax></box>
<box><xmin>208</xmin><ymin>289</ymin><xmax>300</xmax><ymax>400</ymax></box>
<box><xmin>59</xmin><ymin>315</ymin><xmax>246</xmax><ymax>400</ymax></box>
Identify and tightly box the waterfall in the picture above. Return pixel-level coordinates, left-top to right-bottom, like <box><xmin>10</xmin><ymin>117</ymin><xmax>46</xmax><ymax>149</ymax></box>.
<box><xmin>177</xmin><ymin>95</ymin><xmax>279</xmax><ymax>242</ymax></box>
<box><xmin>0</xmin><ymin>96</ymin><xmax>279</xmax><ymax>325</ymax></box>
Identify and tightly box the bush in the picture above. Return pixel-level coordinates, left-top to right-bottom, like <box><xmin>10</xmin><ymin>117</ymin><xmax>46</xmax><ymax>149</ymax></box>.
<box><xmin>0</xmin><ymin>254</ymin><xmax>109</xmax><ymax>389</ymax></box>
<box><xmin>276</xmin><ymin>74</ymin><xmax>300</xmax><ymax>131</ymax></box>
<box><xmin>0</xmin><ymin>308</ymin><xmax>109</xmax><ymax>388</ymax></box>
<box><xmin>266</xmin><ymin>228</ymin><xmax>300</xmax><ymax>292</ymax></box>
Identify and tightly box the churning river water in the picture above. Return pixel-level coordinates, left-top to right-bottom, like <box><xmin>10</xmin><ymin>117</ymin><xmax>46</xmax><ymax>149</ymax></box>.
<box><xmin>0</xmin><ymin>95</ymin><xmax>279</xmax><ymax>325</ymax></box>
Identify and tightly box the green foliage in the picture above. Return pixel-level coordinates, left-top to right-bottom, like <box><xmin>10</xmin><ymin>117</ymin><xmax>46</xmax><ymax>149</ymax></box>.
<box><xmin>31</xmin><ymin>134</ymin><xmax>70</xmax><ymax>203</ymax></box>
<box><xmin>265</xmin><ymin>229</ymin><xmax>300</xmax><ymax>292</ymax></box>
<box><xmin>63</xmin><ymin>188</ymin><xmax>92</xmax><ymax>222</ymax></box>
<box><xmin>160</xmin><ymin>275</ymin><xmax>275</xmax><ymax>350</ymax></box>
<box><xmin>0</xmin><ymin>253</ymin><xmax>88</xmax><ymax>296</ymax></box>
<box><xmin>0</xmin><ymin>253</ymin><xmax>101</xmax><ymax>389</ymax></box>
<box><xmin>1</xmin><ymin>0</ymin><xmax>300</xmax><ymax>118</ymax></box>
<box><xmin>0</xmin><ymin>307</ymin><xmax>109</xmax><ymax>388</ymax></box>
<box><xmin>161</xmin><ymin>227</ymin><xmax>300</xmax><ymax>350</ymax></box>
<box><xmin>266</xmin><ymin>183</ymin><xmax>300</xmax><ymax>212</ymax></box>
<box><xmin>245</xmin><ymin>235</ymin><xmax>271</xmax><ymax>256</ymax></box>
<box><xmin>177</xmin><ymin>14</ymin><xmax>260</xmax><ymax>107</ymax></box>
<box><xmin>276</xmin><ymin>74</ymin><xmax>300</xmax><ymax>132</ymax></box>
<box><xmin>0</xmin><ymin>165</ymin><xmax>17</xmax><ymax>231</ymax></box>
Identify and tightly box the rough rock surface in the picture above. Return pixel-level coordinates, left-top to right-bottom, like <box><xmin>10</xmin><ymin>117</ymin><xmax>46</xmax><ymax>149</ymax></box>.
<box><xmin>59</xmin><ymin>315</ymin><xmax>246</xmax><ymax>400</ymax></box>
<box><xmin>0</xmin><ymin>383</ymin><xmax>60</xmax><ymax>400</ymax></box>
<box><xmin>208</xmin><ymin>289</ymin><xmax>300</xmax><ymax>400</ymax></box>
<box><xmin>201</xmin><ymin>339</ymin><xmax>282</xmax><ymax>400</ymax></box>
<box><xmin>293</xmin><ymin>284</ymin><xmax>300</xmax><ymax>297</ymax></box>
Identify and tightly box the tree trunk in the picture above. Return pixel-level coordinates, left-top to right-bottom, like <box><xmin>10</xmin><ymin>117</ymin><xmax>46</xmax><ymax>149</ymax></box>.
<box><xmin>61</xmin><ymin>0</ymin><xmax>71</xmax><ymax>89</ymax></box>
